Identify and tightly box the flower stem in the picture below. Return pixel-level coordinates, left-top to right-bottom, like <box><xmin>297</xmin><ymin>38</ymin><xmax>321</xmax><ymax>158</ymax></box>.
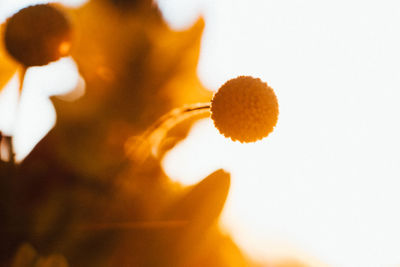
<box><xmin>18</xmin><ymin>67</ymin><xmax>27</xmax><ymax>95</ymax></box>
<box><xmin>126</xmin><ymin>102</ymin><xmax>211</xmax><ymax>162</ymax></box>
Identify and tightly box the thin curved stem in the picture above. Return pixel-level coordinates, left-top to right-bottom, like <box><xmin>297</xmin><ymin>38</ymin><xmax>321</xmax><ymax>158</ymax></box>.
<box><xmin>125</xmin><ymin>102</ymin><xmax>211</xmax><ymax>163</ymax></box>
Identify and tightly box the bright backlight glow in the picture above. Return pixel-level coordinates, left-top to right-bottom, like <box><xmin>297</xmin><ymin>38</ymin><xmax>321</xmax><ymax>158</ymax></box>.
<box><xmin>159</xmin><ymin>0</ymin><xmax>400</xmax><ymax>266</ymax></box>
<box><xmin>0</xmin><ymin>0</ymin><xmax>87</xmax><ymax>24</ymax></box>
<box><xmin>0</xmin><ymin>57</ymin><xmax>83</xmax><ymax>161</ymax></box>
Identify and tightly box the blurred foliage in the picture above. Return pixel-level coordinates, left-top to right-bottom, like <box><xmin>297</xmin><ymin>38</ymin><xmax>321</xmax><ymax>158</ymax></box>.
<box><xmin>0</xmin><ymin>0</ymin><xmax>257</xmax><ymax>266</ymax></box>
<box><xmin>0</xmin><ymin>25</ymin><xmax>17</xmax><ymax>91</ymax></box>
<box><xmin>11</xmin><ymin>243</ymin><xmax>68</xmax><ymax>267</ymax></box>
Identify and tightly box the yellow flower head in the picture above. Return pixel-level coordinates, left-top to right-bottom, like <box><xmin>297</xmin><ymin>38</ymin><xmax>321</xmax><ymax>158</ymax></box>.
<box><xmin>4</xmin><ymin>4</ymin><xmax>72</xmax><ymax>67</ymax></box>
<box><xmin>211</xmin><ymin>76</ymin><xmax>279</xmax><ymax>143</ymax></box>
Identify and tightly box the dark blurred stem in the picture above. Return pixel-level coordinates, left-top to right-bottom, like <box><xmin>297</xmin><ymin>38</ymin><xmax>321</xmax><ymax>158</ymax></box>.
<box><xmin>5</xmin><ymin>136</ymin><xmax>15</xmax><ymax>165</ymax></box>
<box><xmin>125</xmin><ymin>102</ymin><xmax>211</xmax><ymax>163</ymax></box>
<box><xmin>0</xmin><ymin>134</ymin><xmax>15</xmax><ymax>165</ymax></box>
<box><xmin>18</xmin><ymin>66</ymin><xmax>27</xmax><ymax>97</ymax></box>
<box><xmin>3</xmin><ymin>67</ymin><xmax>27</xmax><ymax>164</ymax></box>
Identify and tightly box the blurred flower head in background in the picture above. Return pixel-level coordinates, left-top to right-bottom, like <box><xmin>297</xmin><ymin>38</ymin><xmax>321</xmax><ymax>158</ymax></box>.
<box><xmin>4</xmin><ymin>4</ymin><xmax>72</xmax><ymax>67</ymax></box>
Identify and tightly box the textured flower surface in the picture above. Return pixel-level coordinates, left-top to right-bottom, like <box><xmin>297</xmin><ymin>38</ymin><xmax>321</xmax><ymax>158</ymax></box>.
<box><xmin>211</xmin><ymin>76</ymin><xmax>279</xmax><ymax>143</ymax></box>
<box><xmin>4</xmin><ymin>4</ymin><xmax>72</xmax><ymax>67</ymax></box>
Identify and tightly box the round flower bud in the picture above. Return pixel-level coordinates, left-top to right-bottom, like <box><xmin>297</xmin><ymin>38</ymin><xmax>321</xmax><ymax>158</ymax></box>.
<box><xmin>211</xmin><ymin>76</ymin><xmax>279</xmax><ymax>143</ymax></box>
<box><xmin>4</xmin><ymin>4</ymin><xmax>72</xmax><ymax>67</ymax></box>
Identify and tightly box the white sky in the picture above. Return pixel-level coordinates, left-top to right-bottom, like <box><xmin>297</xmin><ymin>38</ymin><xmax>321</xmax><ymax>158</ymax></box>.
<box><xmin>158</xmin><ymin>0</ymin><xmax>400</xmax><ymax>266</ymax></box>
<box><xmin>0</xmin><ymin>0</ymin><xmax>86</xmax><ymax>23</ymax></box>
<box><xmin>0</xmin><ymin>57</ymin><xmax>82</xmax><ymax>161</ymax></box>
